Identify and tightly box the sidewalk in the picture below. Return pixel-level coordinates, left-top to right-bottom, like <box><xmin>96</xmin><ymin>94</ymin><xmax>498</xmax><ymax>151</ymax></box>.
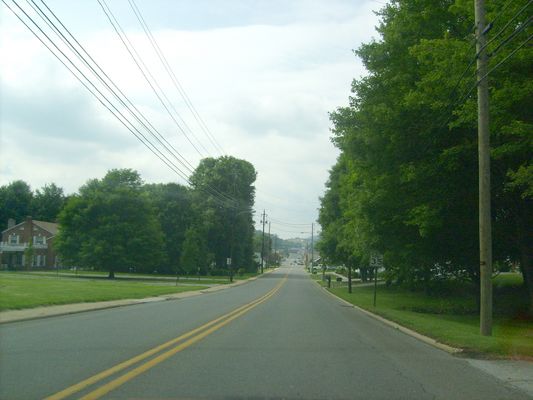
<box><xmin>467</xmin><ymin>359</ymin><xmax>533</xmax><ymax>397</ymax></box>
<box><xmin>0</xmin><ymin>270</ymin><xmax>274</xmax><ymax>324</ymax></box>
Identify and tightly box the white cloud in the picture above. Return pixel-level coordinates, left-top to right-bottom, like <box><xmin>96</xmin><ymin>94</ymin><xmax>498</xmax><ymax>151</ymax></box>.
<box><xmin>0</xmin><ymin>0</ymin><xmax>380</xmax><ymax>238</ymax></box>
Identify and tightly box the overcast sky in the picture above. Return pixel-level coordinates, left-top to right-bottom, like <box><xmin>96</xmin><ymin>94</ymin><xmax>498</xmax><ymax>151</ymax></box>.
<box><xmin>0</xmin><ymin>0</ymin><xmax>382</xmax><ymax>238</ymax></box>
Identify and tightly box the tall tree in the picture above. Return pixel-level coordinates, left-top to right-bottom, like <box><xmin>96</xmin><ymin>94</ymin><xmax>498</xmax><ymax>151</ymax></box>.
<box><xmin>144</xmin><ymin>183</ymin><xmax>193</xmax><ymax>274</ymax></box>
<box><xmin>321</xmin><ymin>0</ymin><xmax>532</xmax><ymax>308</ymax></box>
<box><xmin>0</xmin><ymin>180</ymin><xmax>33</xmax><ymax>228</ymax></box>
<box><xmin>180</xmin><ymin>224</ymin><xmax>211</xmax><ymax>275</ymax></box>
<box><xmin>189</xmin><ymin>156</ymin><xmax>257</xmax><ymax>273</ymax></box>
<box><xmin>32</xmin><ymin>183</ymin><xmax>66</xmax><ymax>222</ymax></box>
<box><xmin>55</xmin><ymin>169</ymin><xmax>164</xmax><ymax>278</ymax></box>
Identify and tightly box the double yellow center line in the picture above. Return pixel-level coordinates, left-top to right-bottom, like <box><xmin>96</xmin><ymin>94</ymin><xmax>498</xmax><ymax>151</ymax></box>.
<box><xmin>45</xmin><ymin>274</ymin><xmax>287</xmax><ymax>400</ymax></box>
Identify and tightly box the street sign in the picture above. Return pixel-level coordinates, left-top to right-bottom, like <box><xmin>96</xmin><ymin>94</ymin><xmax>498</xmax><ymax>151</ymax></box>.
<box><xmin>370</xmin><ymin>253</ymin><xmax>383</xmax><ymax>307</ymax></box>
<box><xmin>370</xmin><ymin>254</ymin><xmax>383</xmax><ymax>268</ymax></box>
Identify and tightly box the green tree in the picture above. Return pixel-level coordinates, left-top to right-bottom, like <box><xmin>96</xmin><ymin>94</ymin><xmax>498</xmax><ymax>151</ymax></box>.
<box><xmin>32</xmin><ymin>183</ymin><xmax>66</xmax><ymax>222</ymax></box>
<box><xmin>0</xmin><ymin>180</ymin><xmax>33</xmax><ymax>227</ymax></box>
<box><xmin>55</xmin><ymin>169</ymin><xmax>164</xmax><ymax>278</ymax></box>
<box><xmin>321</xmin><ymin>0</ymin><xmax>532</xmax><ymax>309</ymax></box>
<box><xmin>189</xmin><ymin>156</ymin><xmax>257</xmax><ymax>273</ymax></box>
<box><xmin>180</xmin><ymin>225</ymin><xmax>211</xmax><ymax>275</ymax></box>
<box><xmin>144</xmin><ymin>183</ymin><xmax>193</xmax><ymax>274</ymax></box>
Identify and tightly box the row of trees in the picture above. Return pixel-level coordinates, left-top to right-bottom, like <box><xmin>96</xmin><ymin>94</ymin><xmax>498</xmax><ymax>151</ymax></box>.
<box><xmin>318</xmin><ymin>0</ymin><xmax>532</xmax><ymax>311</ymax></box>
<box><xmin>2</xmin><ymin>156</ymin><xmax>257</xmax><ymax>278</ymax></box>
<box><xmin>0</xmin><ymin>181</ymin><xmax>66</xmax><ymax>225</ymax></box>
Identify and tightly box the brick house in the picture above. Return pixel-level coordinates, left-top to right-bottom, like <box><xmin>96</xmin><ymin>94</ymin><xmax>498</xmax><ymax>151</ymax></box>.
<box><xmin>0</xmin><ymin>217</ymin><xmax>60</xmax><ymax>269</ymax></box>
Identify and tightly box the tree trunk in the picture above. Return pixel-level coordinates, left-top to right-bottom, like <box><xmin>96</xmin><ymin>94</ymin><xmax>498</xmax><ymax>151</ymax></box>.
<box><xmin>473</xmin><ymin>274</ymin><xmax>481</xmax><ymax>314</ymax></box>
<box><xmin>516</xmin><ymin>206</ymin><xmax>533</xmax><ymax>315</ymax></box>
<box><xmin>348</xmin><ymin>264</ymin><xmax>352</xmax><ymax>294</ymax></box>
<box><xmin>361</xmin><ymin>267</ymin><xmax>368</xmax><ymax>282</ymax></box>
<box><xmin>108</xmin><ymin>270</ymin><xmax>115</xmax><ymax>279</ymax></box>
<box><xmin>520</xmin><ymin>245</ymin><xmax>533</xmax><ymax>315</ymax></box>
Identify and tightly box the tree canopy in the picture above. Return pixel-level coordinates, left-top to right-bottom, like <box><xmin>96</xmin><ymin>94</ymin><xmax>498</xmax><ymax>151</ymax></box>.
<box><xmin>55</xmin><ymin>169</ymin><xmax>164</xmax><ymax>278</ymax></box>
<box><xmin>52</xmin><ymin>156</ymin><xmax>257</xmax><ymax>278</ymax></box>
<box><xmin>318</xmin><ymin>0</ymin><xmax>532</xmax><ymax>309</ymax></box>
<box><xmin>0</xmin><ymin>181</ymin><xmax>66</xmax><ymax>226</ymax></box>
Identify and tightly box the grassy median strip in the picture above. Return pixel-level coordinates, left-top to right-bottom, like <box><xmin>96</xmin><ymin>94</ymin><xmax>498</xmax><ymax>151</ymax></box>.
<box><xmin>0</xmin><ymin>272</ymin><xmax>208</xmax><ymax>311</ymax></box>
<box><xmin>317</xmin><ymin>274</ymin><xmax>532</xmax><ymax>358</ymax></box>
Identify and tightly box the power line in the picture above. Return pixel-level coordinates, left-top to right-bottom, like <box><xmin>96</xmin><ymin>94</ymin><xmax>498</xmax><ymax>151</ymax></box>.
<box><xmin>269</xmin><ymin>218</ymin><xmax>313</xmax><ymax>227</ymax></box>
<box><xmin>270</xmin><ymin>227</ymin><xmax>312</xmax><ymax>234</ymax></box>
<box><xmin>456</xmin><ymin>33</ymin><xmax>532</xmax><ymax>107</ymax></box>
<box><xmin>127</xmin><ymin>0</ymin><xmax>226</xmax><ymax>156</ymax></box>
<box><xmin>4</xmin><ymin>0</ymin><xmax>192</xmax><ymax>184</ymax></box>
<box><xmin>96</xmin><ymin>0</ymin><xmax>210</xmax><ymax>158</ymax></box>
<box><xmin>487</xmin><ymin>0</ymin><xmax>515</xmax><ymax>28</ymax></box>
<box><xmin>29</xmin><ymin>0</ymin><xmax>197</xmax><ymax>174</ymax></box>
<box><xmin>36</xmin><ymin>0</ymin><xmax>239</xmax><ymax>208</ymax></box>
<box><xmin>481</xmin><ymin>0</ymin><xmax>532</xmax><ymax>55</ymax></box>
<box><xmin>487</xmin><ymin>16</ymin><xmax>531</xmax><ymax>57</ymax></box>
<box><xmin>436</xmin><ymin>9</ymin><xmax>532</xmax><ymax>132</ymax></box>
<box><xmin>442</xmin><ymin>0</ymin><xmax>532</xmax><ymax>116</ymax></box>
<box><xmin>5</xmin><ymin>0</ymin><xmax>248</xmax><ymax>211</ymax></box>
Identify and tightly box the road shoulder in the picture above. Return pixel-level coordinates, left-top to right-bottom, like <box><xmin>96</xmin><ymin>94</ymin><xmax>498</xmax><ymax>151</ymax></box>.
<box><xmin>315</xmin><ymin>280</ymin><xmax>533</xmax><ymax>399</ymax></box>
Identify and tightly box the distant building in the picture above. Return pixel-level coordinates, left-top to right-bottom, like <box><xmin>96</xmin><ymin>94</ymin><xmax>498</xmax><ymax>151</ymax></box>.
<box><xmin>0</xmin><ymin>217</ymin><xmax>60</xmax><ymax>269</ymax></box>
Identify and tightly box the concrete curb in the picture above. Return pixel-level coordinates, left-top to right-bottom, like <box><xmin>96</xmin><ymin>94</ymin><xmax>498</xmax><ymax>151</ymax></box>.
<box><xmin>0</xmin><ymin>268</ymin><xmax>279</xmax><ymax>324</ymax></box>
<box><xmin>316</xmin><ymin>281</ymin><xmax>462</xmax><ymax>355</ymax></box>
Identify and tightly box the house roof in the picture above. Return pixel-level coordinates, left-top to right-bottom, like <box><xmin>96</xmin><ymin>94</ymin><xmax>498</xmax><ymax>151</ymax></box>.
<box><xmin>33</xmin><ymin>220</ymin><xmax>59</xmax><ymax>235</ymax></box>
<box><xmin>2</xmin><ymin>219</ymin><xmax>59</xmax><ymax>236</ymax></box>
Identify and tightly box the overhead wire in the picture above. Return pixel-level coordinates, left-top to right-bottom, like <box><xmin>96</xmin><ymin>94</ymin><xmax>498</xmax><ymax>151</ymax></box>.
<box><xmin>487</xmin><ymin>16</ymin><xmax>531</xmax><ymax>57</ymax></box>
<box><xmin>3</xmin><ymin>0</ymin><xmax>192</xmax><ymax>185</ymax></box>
<box><xmin>435</xmin><ymin>3</ymin><xmax>532</xmax><ymax>131</ymax></box>
<box><xmin>96</xmin><ymin>0</ymin><xmax>210</xmax><ymax>159</ymax></box>
<box><xmin>30</xmin><ymin>0</ymin><xmax>197</xmax><ymax>174</ymax></box>
<box><xmin>481</xmin><ymin>0</ymin><xmax>532</xmax><ymax>54</ymax></box>
<box><xmin>6</xmin><ymin>0</ymin><xmax>248</xmax><ymax>211</ymax></box>
<box><xmin>37</xmin><ymin>0</ymin><xmax>240</xmax><ymax>208</ymax></box>
<box><xmin>127</xmin><ymin>0</ymin><xmax>225</xmax><ymax>156</ymax></box>
<box><xmin>269</xmin><ymin>218</ymin><xmax>312</xmax><ymax>227</ymax></box>
<box><xmin>458</xmin><ymin>32</ymin><xmax>533</xmax><ymax>103</ymax></box>
<box><xmin>93</xmin><ymin>0</ymin><xmax>246</xmax><ymax>208</ymax></box>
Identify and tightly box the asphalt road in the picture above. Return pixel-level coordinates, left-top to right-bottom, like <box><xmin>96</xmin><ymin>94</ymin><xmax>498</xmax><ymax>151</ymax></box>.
<box><xmin>0</xmin><ymin>263</ymin><xmax>530</xmax><ymax>400</ymax></box>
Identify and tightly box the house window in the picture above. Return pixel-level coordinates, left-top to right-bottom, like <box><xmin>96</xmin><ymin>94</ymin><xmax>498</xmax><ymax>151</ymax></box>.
<box><xmin>34</xmin><ymin>236</ymin><xmax>45</xmax><ymax>245</ymax></box>
<box><xmin>9</xmin><ymin>234</ymin><xmax>19</xmax><ymax>244</ymax></box>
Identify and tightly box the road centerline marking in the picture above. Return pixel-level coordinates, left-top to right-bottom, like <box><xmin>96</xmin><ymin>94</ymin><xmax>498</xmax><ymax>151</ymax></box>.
<box><xmin>44</xmin><ymin>274</ymin><xmax>288</xmax><ymax>400</ymax></box>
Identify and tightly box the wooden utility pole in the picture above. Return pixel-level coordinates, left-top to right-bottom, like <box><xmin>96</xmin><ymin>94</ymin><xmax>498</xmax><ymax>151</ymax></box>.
<box><xmin>311</xmin><ymin>223</ymin><xmax>314</xmax><ymax>271</ymax></box>
<box><xmin>261</xmin><ymin>210</ymin><xmax>266</xmax><ymax>274</ymax></box>
<box><xmin>475</xmin><ymin>0</ymin><xmax>492</xmax><ymax>336</ymax></box>
<box><xmin>267</xmin><ymin>221</ymin><xmax>271</xmax><ymax>268</ymax></box>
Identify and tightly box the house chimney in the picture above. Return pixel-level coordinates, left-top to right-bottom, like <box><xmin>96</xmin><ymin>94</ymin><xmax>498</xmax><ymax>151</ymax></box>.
<box><xmin>7</xmin><ymin>218</ymin><xmax>15</xmax><ymax>229</ymax></box>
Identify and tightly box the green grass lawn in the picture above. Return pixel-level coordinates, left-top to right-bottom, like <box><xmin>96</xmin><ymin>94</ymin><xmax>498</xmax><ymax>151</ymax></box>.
<box><xmin>317</xmin><ymin>273</ymin><xmax>532</xmax><ymax>358</ymax></box>
<box><xmin>15</xmin><ymin>269</ymin><xmax>259</xmax><ymax>285</ymax></box>
<box><xmin>0</xmin><ymin>273</ymin><xmax>208</xmax><ymax>311</ymax></box>
<box><xmin>59</xmin><ymin>268</ymin><xmax>257</xmax><ymax>280</ymax></box>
